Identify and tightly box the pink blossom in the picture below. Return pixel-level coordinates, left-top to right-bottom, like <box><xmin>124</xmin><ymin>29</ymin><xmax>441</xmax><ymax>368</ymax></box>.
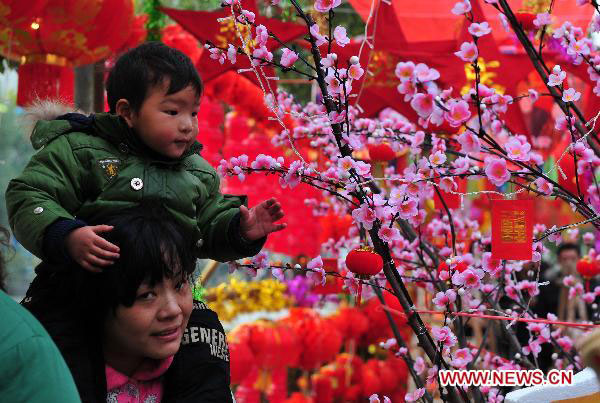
<box><xmin>397</xmin><ymin>80</ymin><xmax>417</xmax><ymax>101</ymax></box>
<box><xmin>227</xmin><ymin>44</ymin><xmax>237</xmax><ymax>64</ymax></box>
<box><xmin>451</xmin><ymin>0</ymin><xmax>471</xmax><ymax>15</ymax></box>
<box><xmin>555</xmin><ymin>115</ymin><xmax>576</xmax><ymax>131</ymax></box>
<box><xmin>453</xmin><ymin>268</ymin><xmax>484</xmax><ymax>288</ymax></box>
<box><xmin>395</xmin><ymin>61</ymin><xmax>415</xmax><ymax>81</ymax></box>
<box><xmin>468</xmin><ymin>21</ymin><xmax>492</xmax><ymax>37</ymax></box>
<box><xmin>432</xmin><ymin>289</ymin><xmax>457</xmax><ymax>308</ymax></box>
<box><xmin>240</xmin><ymin>10</ymin><xmax>255</xmax><ymax>23</ymax></box>
<box><xmin>251</xmin><ymin>154</ymin><xmax>277</xmax><ymax>170</ymax></box>
<box><xmin>484</xmin><ymin>156</ymin><xmax>511</xmax><ymax>187</ymax></box>
<box><xmin>333</xmin><ymin>26</ymin><xmax>350</xmax><ymax>47</ymax></box>
<box><xmin>534</xmin><ymin>177</ymin><xmax>554</xmax><ymax>196</ymax></box>
<box><xmin>314</xmin><ymin>0</ymin><xmax>341</xmax><ymax>13</ymax></box>
<box><xmin>548</xmin><ymin>65</ymin><xmax>566</xmax><ymax>86</ymax></box>
<box><xmin>378</xmin><ymin>226</ymin><xmax>401</xmax><ymax>243</ymax></box>
<box><xmin>491</xmin><ymin>94</ymin><xmax>512</xmax><ymax>114</ymax></box>
<box><xmin>439</xmin><ymin>177</ymin><xmax>457</xmax><ymax>192</ymax></box>
<box><xmin>328</xmin><ymin>110</ymin><xmax>346</xmax><ymax>124</ymax></box>
<box><xmin>337</xmin><ymin>156</ymin><xmax>355</xmax><ymax>172</ymax></box>
<box><xmin>398</xmin><ymin>198</ymin><xmax>419</xmax><ymax>219</ymax></box>
<box><xmin>252</xmin><ymin>251</ymin><xmax>269</xmax><ymax>270</ymax></box>
<box><xmin>455</xmin><ymin>41</ymin><xmax>478</xmax><ymax>62</ymax></box>
<box><xmin>352</xmin><ymin>203</ymin><xmax>376</xmax><ymax>230</ymax></box>
<box><xmin>208</xmin><ymin>47</ymin><xmax>225</xmax><ymax>64</ymax></box>
<box><xmin>309</xmin><ymin>24</ymin><xmax>327</xmax><ymax>46</ymax></box>
<box><xmin>499</xmin><ymin>13</ymin><xmax>510</xmax><ymax>32</ymax></box>
<box><xmin>306</xmin><ymin>256</ymin><xmax>327</xmax><ymax>285</ymax></box>
<box><xmin>325</xmin><ymin>72</ymin><xmax>342</xmax><ymax>94</ymax></box>
<box><xmin>411</xmin><ymin>93</ymin><xmax>435</xmax><ymax>118</ymax></box>
<box><xmin>445</xmin><ymin>100</ymin><xmax>472</xmax><ymax>127</ymax></box>
<box><xmin>429</xmin><ymin>150</ymin><xmax>447</xmax><ymax>166</ymax></box>
<box><xmin>453</xmin><ymin>156</ymin><xmax>471</xmax><ymax>174</ymax></box>
<box><xmin>272</xmin><ymin>267</ymin><xmax>285</xmax><ymax>282</ymax></box>
<box><xmin>255</xmin><ymin>25</ymin><xmax>269</xmax><ymax>47</ymax></box>
<box><xmin>457</xmin><ymin>131</ymin><xmax>481</xmax><ymax>154</ymax></box>
<box><xmin>451</xmin><ymin>348</ymin><xmax>473</xmax><ymax>368</ymax></box>
<box><xmin>405</xmin><ymin>388</ymin><xmax>426</xmax><ymax>402</ymax></box>
<box><xmin>321</xmin><ymin>53</ymin><xmax>337</xmax><ymax>69</ymax></box>
<box><xmin>280</xmin><ymin>48</ymin><xmax>298</xmax><ymax>68</ymax></box>
<box><xmin>348</xmin><ymin>63</ymin><xmax>364</xmax><ymax>80</ymax></box>
<box><xmin>583</xmin><ymin>292</ymin><xmax>596</xmax><ymax>303</ymax></box>
<box><xmin>533</xmin><ymin>12</ymin><xmax>552</xmax><ymax>28</ymax></box>
<box><xmin>354</xmin><ymin>160</ymin><xmax>372</xmax><ymax>177</ymax></box>
<box><xmin>414</xmin><ymin>63</ymin><xmax>440</xmax><ymax>82</ymax></box>
<box><xmin>280</xmin><ymin>160</ymin><xmax>304</xmax><ymax>188</ymax></box>
<box><xmin>562</xmin><ymin>88</ymin><xmax>581</xmax><ymax>102</ymax></box>
<box><xmin>431</xmin><ymin>326</ymin><xmax>458</xmax><ymax>347</ymax></box>
<box><xmin>414</xmin><ymin>356</ymin><xmax>426</xmax><ymax>375</ymax></box>
<box><xmin>252</xmin><ymin>46</ymin><xmax>273</xmax><ymax>64</ymax></box>
<box><xmin>522</xmin><ymin>340</ymin><xmax>542</xmax><ymax>357</ymax></box>
<box><xmin>505</xmin><ymin>137</ymin><xmax>531</xmax><ymax>161</ymax></box>
<box><xmin>528</xmin><ymin>89</ymin><xmax>539</xmax><ymax>102</ymax></box>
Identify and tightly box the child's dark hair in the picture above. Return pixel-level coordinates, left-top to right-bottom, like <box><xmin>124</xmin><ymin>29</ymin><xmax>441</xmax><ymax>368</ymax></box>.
<box><xmin>557</xmin><ymin>242</ymin><xmax>580</xmax><ymax>259</ymax></box>
<box><xmin>106</xmin><ymin>41</ymin><xmax>203</xmax><ymax>114</ymax></box>
<box><xmin>83</xmin><ymin>203</ymin><xmax>196</xmax><ymax>315</ymax></box>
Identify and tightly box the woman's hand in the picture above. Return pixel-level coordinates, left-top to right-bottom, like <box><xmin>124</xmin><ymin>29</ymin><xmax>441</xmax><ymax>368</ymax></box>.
<box><xmin>239</xmin><ymin>198</ymin><xmax>287</xmax><ymax>241</ymax></box>
<box><xmin>65</xmin><ymin>225</ymin><xmax>120</xmax><ymax>272</ymax></box>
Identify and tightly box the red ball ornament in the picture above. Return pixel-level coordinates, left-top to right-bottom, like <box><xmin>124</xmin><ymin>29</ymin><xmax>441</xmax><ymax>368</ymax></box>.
<box><xmin>367</xmin><ymin>143</ymin><xmax>396</xmax><ymax>162</ymax></box>
<box><xmin>345</xmin><ymin>246</ymin><xmax>384</xmax><ymax>277</ymax></box>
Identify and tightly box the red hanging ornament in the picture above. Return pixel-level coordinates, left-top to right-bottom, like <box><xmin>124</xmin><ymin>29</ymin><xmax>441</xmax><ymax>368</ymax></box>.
<box><xmin>367</xmin><ymin>143</ymin><xmax>396</xmax><ymax>162</ymax></box>
<box><xmin>577</xmin><ymin>256</ymin><xmax>600</xmax><ymax>292</ymax></box>
<box><xmin>345</xmin><ymin>246</ymin><xmax>384</xmax><ymax>305</ymax></box>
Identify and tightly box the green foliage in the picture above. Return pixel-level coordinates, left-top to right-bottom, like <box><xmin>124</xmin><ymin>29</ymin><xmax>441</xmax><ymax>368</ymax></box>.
<box><xmin>144</xmin><ymin>0</ymin><xmax>168</xmax><ymax>41</ymax></box>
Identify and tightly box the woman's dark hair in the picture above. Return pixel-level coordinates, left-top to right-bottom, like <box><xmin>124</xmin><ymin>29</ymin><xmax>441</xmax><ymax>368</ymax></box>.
<box><xmin>82</xmin><ymin>203</ymin><xmax>196</xmax><ymax>316</ymax></box>
<box><xmin>106</xmin><ymin>41</ymin><xmax>203</xmax><ymax>114</ymax></box>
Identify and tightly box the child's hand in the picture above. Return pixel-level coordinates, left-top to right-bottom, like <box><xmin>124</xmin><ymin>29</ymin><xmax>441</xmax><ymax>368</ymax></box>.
<box><xmin>65</xmin><ymin>225</ymin><xmax>120</xmax><ymax>272</ymax></box>
<box><xmin>239</xmin><ymin>198</ymin><xmax>287</xmax><ymax>241</ymax></box>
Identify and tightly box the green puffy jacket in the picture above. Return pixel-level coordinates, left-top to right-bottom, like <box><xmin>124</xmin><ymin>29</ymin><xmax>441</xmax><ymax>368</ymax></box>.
<box><xmin>6</xmin><ymin>112</ymin><xmax>257</xmax><ymax>262</ymax></box>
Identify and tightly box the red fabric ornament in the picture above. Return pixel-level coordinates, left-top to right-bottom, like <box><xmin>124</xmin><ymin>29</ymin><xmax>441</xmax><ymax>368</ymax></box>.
<box><xmin>345</xmin><ymin>246</ymin><xmax>384</xmax><ymax>277</ymax></box>
<box><xmin>312</xmin><ymin>373</ymin><xmax>334</xmax><ymax>403</ymax></box>
<box><xmin>162</xmin><ymin>24</ymin><xmax>203</xmax><ymax>65</ymax></box>
<box><xmin>16</xmin><ymin>62</ymin><xmax>74</xmax><ymax>106</ymax></box>
<box><xmin>360</xmin><ymin>362</ymin><xmax>381</xmax><ymax>398</ymax></box>
<box><xmin>246</xmin><ymin>321</ymin><xmax>299</xmax><ymax>369</ymax></box>
<box><xmin>329</xmin><ymin>306</ymin><xmax>369</xmax><ymax>341</ymax></box>
<box><xmin>367</xmin><ymin>143</ymin><xmax>396</xmax><ymax>162</ymax></box>
<box><xmin>283</xmin><ymin>392</ymin><xmax>314</xmax><ymax>403</ymax></box>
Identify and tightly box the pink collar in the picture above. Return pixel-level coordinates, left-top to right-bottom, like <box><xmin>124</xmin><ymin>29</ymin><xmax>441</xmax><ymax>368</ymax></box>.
<box><xmin>106</xmin><ymin>356</ymin><xmax>173</xmax><ymax>390</ymax></box>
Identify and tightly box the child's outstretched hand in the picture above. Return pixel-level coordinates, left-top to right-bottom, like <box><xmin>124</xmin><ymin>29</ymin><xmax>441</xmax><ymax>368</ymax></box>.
<box><xmin>239</xmin><ymin>198</ymin><xmax>287</xmax><ymax>241</ymax></box>
<box><xmin>65</xmin><ymin>225</ymin><xmax>120</xmax><ymax>273</ymax></box>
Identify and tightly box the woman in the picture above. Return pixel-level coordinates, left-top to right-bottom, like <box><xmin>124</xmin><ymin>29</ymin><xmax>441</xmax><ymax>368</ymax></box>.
<box><xmin>23</xmin><ymin>205</ymin><xmax>233</xmax><ymax>402</ymax></box>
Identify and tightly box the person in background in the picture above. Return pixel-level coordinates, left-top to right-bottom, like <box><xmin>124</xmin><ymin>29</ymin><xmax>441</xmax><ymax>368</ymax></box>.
<box><xmin>0</xmin><ymin>226</ymin><xmax>81</xmax><ymax>402</ymax></box>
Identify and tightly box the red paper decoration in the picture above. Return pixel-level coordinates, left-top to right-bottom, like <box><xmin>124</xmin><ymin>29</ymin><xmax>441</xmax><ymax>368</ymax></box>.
<box><xmin>162</xmin><ymin>23</ymin><xmax>202</xmax><ymax>65</ymax></box>
<box><xmin>247</xmin><ymin>321</ymin><xmax>300</xmax><ymax>369</ymax></box>
<box><xmin>491</xmin><ymin>199</ymin><xmax>534</xmax><ymax>261</ymax></box>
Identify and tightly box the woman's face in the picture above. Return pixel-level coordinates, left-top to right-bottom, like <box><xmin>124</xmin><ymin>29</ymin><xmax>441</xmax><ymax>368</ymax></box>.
<box><xmin>103</xmin><ymin>275</ymin><xmax>193</xmax><ymax>371</ymax></box>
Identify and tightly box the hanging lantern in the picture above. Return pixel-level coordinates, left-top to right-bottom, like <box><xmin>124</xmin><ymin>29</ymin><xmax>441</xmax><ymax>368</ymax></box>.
<box><xmin>345</xmin><ymin>246</ymin><xmax>384</xmax><ymax>304</ymax></box>
<box><xmin>0</xmin><ymin>0</ymin><xmax>134</xmax><ymax>106</ymax></box>
<box><xmin>576</xmin><ymin>257</ymin><xmax>600</xmax><ymax>279</ymax></box>
<box><xmin>0</xmin><ymin>0</ymin><xmax>48</xmax><ymax>26</ymax></box>
<box><xmin>229</xmin><ymin>339</ymin><xmax>254</xmax><ymax>385</ymax></box>
<box><xmin>367</xmin><ymin>143</ymin><xmax>396</xmax><ymax>162</ymax></box>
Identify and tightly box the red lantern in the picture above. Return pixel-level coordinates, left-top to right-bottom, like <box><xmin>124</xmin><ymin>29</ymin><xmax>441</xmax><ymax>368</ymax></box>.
<box><xmin>577</xmin><ymin>257</ymin><xmax>600</xmax><ymax>279</ymax></box>
<box><xmin>367</xmin><ymin>143</ymin><xmax>396</xmax><ymax>162</ymax></box>
<box><xmin>0</xmin><ymin>0</ymin><xmax>134</xmax><ymax>106</ymax></box>
<box><xmin>345</xmin><ymin>246</ymin><xmax>384</xmax><ymax>277</ymax></box>
<box><xmin>329</xmin><ymin>306</ymin><xmax>369</xmax><ymax>341</ymax></box>
<box><xmin>515</xmin><ymin>13</ymin><xmax>537</xmax><ymax>31</ymax></box>
<box><xmin>0</xmin><ymin>0</ymin><xmax>48</xmax><ymax>26</ymax></box>
<box><xmin>229</xmin><ymin>339</ymin><xmax>254</xmax><ymax>385</ymax></box>
<box><xmin>246</xmin><ymin>321</ymin><xmax>300</xmax><ymax>369</ymax></box>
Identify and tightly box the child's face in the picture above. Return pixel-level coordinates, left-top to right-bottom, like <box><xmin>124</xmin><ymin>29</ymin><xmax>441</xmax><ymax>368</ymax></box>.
<box><xmin>103</xmin><ymin>275</ymin><xmax>193</xmax><ymax>367</ymax></box>
<box><xmin>126</xmin><ymin>81</ymin><xmax>201</xmax><ymax>159</ymax></box>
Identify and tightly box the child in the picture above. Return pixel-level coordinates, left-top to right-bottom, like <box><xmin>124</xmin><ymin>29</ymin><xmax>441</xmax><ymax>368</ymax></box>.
<box><xmin>6</xmin><ymin>41</ymin><xmax>285</xmax><ymax>272</ymax></box>
<box><xmin>7</xmin><ymin>42</ymin><xmax>285</xmax><ymax>401</ymax></box>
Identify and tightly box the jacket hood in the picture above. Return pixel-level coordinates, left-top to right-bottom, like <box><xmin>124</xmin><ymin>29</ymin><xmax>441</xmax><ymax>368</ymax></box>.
<box><xmin>27</xmin><ymin>101</ymin><xmax>202</xmax><ymax>161</ymax></box>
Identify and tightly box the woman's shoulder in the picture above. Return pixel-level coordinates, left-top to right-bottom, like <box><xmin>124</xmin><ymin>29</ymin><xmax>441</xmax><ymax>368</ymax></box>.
<box><xmin>0</xmin><ymin>291</ymin><xmax>51</xmax><ymax>353</ymax></box>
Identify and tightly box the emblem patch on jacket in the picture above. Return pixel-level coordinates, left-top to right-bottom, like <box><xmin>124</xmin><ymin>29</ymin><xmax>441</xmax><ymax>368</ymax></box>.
<box><xmin>98</xmin><ymin>159</ymin><xmax>121</xmax><ymax>180</ymax></box>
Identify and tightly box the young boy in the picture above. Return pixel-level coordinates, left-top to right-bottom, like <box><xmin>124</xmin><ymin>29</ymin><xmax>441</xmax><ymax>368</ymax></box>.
<box><xmin>6</xmin><ymin>42</ymin><xmax>285</xmax><ymax>401</ymax></box>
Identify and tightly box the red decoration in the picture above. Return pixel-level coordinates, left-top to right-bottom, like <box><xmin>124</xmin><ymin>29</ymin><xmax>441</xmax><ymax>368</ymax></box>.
<box><xmin>162</xmin><ymin>24</ymin><xmax>203</xmax><ymax>65</ymax></box>
<box><xmin>229</xmin><ymin>339</ymin><xmax>254</xmax><ymax>385</ymax></box>
<box><xmin>329</xmin><ymin>306</ymin><xmax>369</xmax><ymax>341</ymax></box>
<box><xmin>515</xmin><ymin>13</ymin><xmax>537</xmax><ymax>31</ymax></box>
<box><xmin>345</xmin><ymin>246</ymin><xmax>384</xmax><ymax>277</ymax></box>
<box><xmin>577</xmin><ymin>257</ymin><xmax>600</xmax><ymax>279</ymax></box>
<box><xmin>367</xmin><ymin>143</ymin><xmax>396</xmax><ymax>162</ymax></box>
<box><xmin>0</xmin><ymin>0</ymin><xmax>134</xmax><ymax>106</ymax></box>
<box><xmin>312</xmin><ymin>258</ymin><xmax>344</xmax><ymax>295</ymax></box>
<box><xmin>16</xmin><ymin>62</ymin><xmax>74</xmax><ymax>106</ymax></box>
<box><xmin>437</xmin><ymin>260</ymin><xmax>468</xmax><ymax>275</ymax></box>
<box><xmin>246</xmin><ymin>321</ymin><xmax>300</xmax><ymax>369</ymax></box>
<box><xmin>491</xmin><ymin>199</ymin><xmax>534</xmax><ymax>261</ymax></box>
<box><xmin>0</xmin><ymin>0</ymin><xmax>48</xmax><ymax>26</ymax></box>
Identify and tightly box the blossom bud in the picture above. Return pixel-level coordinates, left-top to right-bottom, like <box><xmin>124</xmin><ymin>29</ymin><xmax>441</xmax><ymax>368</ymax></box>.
<box><xmin>527</xmin><ymin>270</ymin><xmax>534</xmax><ymax>277</ymax></box>
<box><xmin>458</xmin><ymin>288</ymin><xmax>465</xmax><ymax>295</ymax></box>
<box><xmin>330</xmin><ymin>53</ymin><xmax>338</xmax><ymax>61</ymax></box>
<box><xmin>204</xmin><ymin>43</ymin><xmax>211</xmax><ymax>49</ymax></box>
<box><xmin>552</xmin><ymin>353</ymin><xmax>558</xmax><ymax>360</ymax></box>
<box><xmin>349</xmin><ymin>56</ymin><xmax>359</xmax><ymax>65</ymax></box>
<box><xmin>514</xmin><ymin>353</ymin><xmax>521</xmax><ymax>359</ymax></box>
<box><xmin>294</xmin><ymin>264</ymin><xmax>301</xmax><ymax>269</ymax></box>
<box><xmin>593</xmin><ymin>303</ymin><xmax>599</xmax><ymax>309</ymax></box>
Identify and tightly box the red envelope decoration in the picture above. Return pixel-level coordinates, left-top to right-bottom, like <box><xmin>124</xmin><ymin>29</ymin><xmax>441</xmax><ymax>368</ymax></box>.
<box><xmin>491</xmin><ymin>199</ymin><xmax>534</xmax><ymax>260</ymax></box>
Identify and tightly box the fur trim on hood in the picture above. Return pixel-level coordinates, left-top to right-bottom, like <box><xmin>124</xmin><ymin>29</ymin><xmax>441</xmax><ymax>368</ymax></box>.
<box><xmin>22</xmin><ymin>99</ymin><xmax>85</xmax><ymax>138</ymax></box>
